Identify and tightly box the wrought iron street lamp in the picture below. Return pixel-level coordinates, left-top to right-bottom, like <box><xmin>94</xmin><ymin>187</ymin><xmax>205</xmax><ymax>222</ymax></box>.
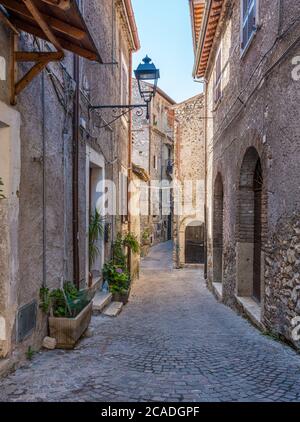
<box><xmin>134</xmin><ymin>55</ymin><xmax>160</xmax><ymax>118</ymax></box>
<box><xmin>89</xmin><ymin>55</ymin><xmax>160</xmax><ymax>125</ymax></box>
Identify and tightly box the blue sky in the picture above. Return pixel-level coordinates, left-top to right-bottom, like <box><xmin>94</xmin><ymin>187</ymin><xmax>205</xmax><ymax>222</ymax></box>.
<box><xmin>132</xmin><ymin>0</ymin><xmax>203</xmax><ymax>103</ymax></box>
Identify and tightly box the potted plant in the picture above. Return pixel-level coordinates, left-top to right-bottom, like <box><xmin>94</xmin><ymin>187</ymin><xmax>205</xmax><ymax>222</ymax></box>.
<box><xmin>40</xmin><ymin>282</ymin><xmax>93</xmax><ymax>349</ymax></box>
<box><xmin>102</xmin><ymin>232</ymin><xmax>140</xmax><ymax>303</ymax></box>
<box><xmin>88</xmin><ymin>209</ymin><xmax>104</xmax><ymax>287</ymax></box>
<box><xmin>102</xmin><ymin>262</ymin><xmax>130</xmax><ymax>304</ymax></box>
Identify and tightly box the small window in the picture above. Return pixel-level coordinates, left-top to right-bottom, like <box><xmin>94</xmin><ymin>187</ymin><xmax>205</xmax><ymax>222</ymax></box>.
<box><xmin>214</xmin><ymin>48</ymin><xmax>222</xmax><ymax>103</ymax></box>
<box><xmin>153</xmin><ymin>155</ymin><xmax>157</xmax><ymax>169</ymax></box>
<box><xmin>241</xmin><ymin>0</ymin><xmax>257</xmax><ymax>50</ymax></box>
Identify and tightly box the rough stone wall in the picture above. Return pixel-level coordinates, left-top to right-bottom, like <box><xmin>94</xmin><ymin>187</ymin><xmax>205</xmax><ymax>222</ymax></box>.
<box><xmin>204</xmin><ymin>0</ymin><xmax>300</xmax><ymax>346</ymax></box>
<box><xmin>173</xmin><ymin>94</ymin><xmax>205</xmax><ymax>267</ymax></box>
<box><xmin>0</xmin><ymin>0</ymin><xmax>134</xmax><ymax>362</ymax></box>
<box><xmin>132</xmin><ymin>79</ymin><xmax>175</xmax><ymax>246</ymax></box>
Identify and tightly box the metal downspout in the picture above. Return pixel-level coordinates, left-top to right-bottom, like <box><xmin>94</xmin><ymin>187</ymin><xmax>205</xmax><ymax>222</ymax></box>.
<box><xmin>73</xmin><ymin>54</ymin><xmax>80</xmax><ymax>288</ymax></box>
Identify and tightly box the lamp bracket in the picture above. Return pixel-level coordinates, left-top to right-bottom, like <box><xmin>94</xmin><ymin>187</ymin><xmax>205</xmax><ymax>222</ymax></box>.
<box><xmin>88</xmin><ymin>103</ymin><xmax>150</xmax><ymax>128</ymax></box>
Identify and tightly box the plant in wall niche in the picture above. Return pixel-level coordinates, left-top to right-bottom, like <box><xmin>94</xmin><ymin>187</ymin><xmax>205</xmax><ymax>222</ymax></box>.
<box><xmin>0</xmin><ymin>177</ymin><xmax>5</xmax><ymax>199</ymax></box>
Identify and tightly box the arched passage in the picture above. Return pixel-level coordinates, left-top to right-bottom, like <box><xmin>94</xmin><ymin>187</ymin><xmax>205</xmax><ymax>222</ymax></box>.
<box><xmin>185</xmin><ymin>221</ymin><xmax>205</xmax><ymax>264</ymax></box>
<box><xmin>237</xmin><ymin>147</ymin><xmax>263</xmax><ymax>302</ymax></box>
<box><xmin>213</xmin><ymin>173</ymin><xmax>224</xmax><ymax>283</ymax></box>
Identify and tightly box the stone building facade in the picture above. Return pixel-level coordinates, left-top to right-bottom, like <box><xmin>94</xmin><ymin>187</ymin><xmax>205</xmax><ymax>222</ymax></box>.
<box><xmin>0</xmin><ymin>0</ymin><xmax>139</xmax><ymax>372</ymax></box>
<box><xmin>173</xmin><ymin>94</ymin><xmax>205</xmax><ymax>268</ymax></box>
<box><xmin>190</xmin><ymin>0</ymin><xmax>300</xmax><ymax>348</ymax></box>
<box><xmin>132</xmin><ymin>79</ymin><xmax>175</xmax><ymax>248</ymax></box>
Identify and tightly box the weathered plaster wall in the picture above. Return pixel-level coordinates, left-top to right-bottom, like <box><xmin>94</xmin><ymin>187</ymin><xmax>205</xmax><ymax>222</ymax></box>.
<box><xmin>0</xmin><ymin>0</ymin><xmax>134</xmax><ymax>363</ymax></box>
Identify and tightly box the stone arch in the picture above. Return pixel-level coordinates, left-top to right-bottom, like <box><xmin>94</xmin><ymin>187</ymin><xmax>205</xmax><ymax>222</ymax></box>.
<box><xmin>213</xmin><ymin>173</ymin><xmax>224</xmax><ymax>283</ymax></box>
<box><xmin>184</xmin><ymin>220</ymin><xmax>205</xmax><ymax>264</ymax></box>
<box><xmin>237</xmin><ymin>147</ymin><xmax>264</xmax><ymax>302</ymax></box>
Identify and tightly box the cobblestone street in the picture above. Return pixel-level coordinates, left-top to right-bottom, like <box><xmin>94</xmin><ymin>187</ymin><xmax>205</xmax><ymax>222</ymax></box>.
<box><xmin>0</xmin><ymin>241</ymin><xmax>300</xmax><ymax>402</ymax></box>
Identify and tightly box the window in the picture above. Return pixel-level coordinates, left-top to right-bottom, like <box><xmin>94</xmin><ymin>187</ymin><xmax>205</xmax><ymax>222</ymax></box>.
<box><xmin>241</xmin><ymin>0</ymin><xmax>257</xmax><ymax>50</ymax></box>
<box><xmin>214</xmin><ymin>47</ymin><xmax>222</xmax><ymax>103</ymax></box>
<box><xmin>153</xmin><ymin>155</ymin><xmax>157</xmax><ymax>170</ymax></box>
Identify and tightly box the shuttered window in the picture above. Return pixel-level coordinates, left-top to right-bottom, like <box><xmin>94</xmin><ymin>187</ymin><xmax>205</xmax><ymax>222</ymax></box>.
<box><xmin>241</xmin><ymin>0</ymin><xmax>257</xmax><ymax>50</ymax></box>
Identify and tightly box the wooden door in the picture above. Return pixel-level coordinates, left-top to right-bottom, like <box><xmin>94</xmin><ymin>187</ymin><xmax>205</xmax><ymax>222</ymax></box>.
<box><xmin>185</xmin><ymin>224</ymin><xmax>205</xmax><ymax>264</ymax></box>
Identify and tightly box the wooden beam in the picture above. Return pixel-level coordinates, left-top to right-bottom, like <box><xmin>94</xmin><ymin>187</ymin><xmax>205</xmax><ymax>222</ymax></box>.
<box><xmin>0</xmin><ymin>7</ymin><xmax>19</xmax><ymax>34</ymax></box>
<box><xmin>11</xmin><ymin>47</ymin><xmax>64</xmax><ymax>104</ymax></box>
<box><xmin>15</xmin><ymin>60</ymin><xmax>49</xmax><ymax>96</ymax></box>
<box><xmin>22</xmin><ymin>0</ymin><xmax>63</xmax><ymax>51</ymax></box>
<box><xmin>10</xmin><ymin>33</ymin><xmax>18</xmax><ymax>105</ymax></box>
<box><xmin>41</xmin><ymin>0</ymin><xmax>71</xmax><ymax>10</ymax></box>
<box><xmin>13</xmin><ymin>18</ymin><xmax>99</xmax><ymax>61</ymax></box>
<box><xmin>1</xmin><ymin>0</ymin><xmax>85</xmax><ymax>40</ymax></box>
<box><xmin>15</xmin><ymin>51</ymin><xmax>64</xmax><ymax>62</ymax></box>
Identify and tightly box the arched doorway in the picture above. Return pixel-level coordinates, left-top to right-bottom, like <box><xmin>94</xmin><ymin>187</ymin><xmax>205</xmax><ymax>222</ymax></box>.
<box><xmin>213</xmin><ymin>174</ymin><xmax>224</xmax><ymax>283</ymax></box>
<box><xmin>185</xmin><ymin>221</ymin><xmax>205</xmax><ymax>264</ymax></box>
<box><xmin>237</xmin><ymin>147</ymin><xmax>263</xmax><ymax>303</ymax></box>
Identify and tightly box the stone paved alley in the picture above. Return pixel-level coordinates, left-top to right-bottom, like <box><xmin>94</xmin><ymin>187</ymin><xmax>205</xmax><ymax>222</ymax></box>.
<box><xmin>0</xmin><ymin>242</ymin><xmax>300</xmax><ymax>402</ymax></box>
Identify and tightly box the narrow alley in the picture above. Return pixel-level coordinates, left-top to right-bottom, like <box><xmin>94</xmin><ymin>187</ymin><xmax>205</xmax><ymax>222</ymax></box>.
<box><xmin>0</xmin><ymin>242</ymin><xmax>299</xmax><ymax>403</ymax></box>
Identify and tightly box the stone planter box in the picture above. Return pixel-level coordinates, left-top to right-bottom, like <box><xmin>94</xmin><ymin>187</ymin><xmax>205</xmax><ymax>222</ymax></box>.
<box><xmin>112</xmin><ymin>288</ymin><xmax>131</xmax><ymax>304</ymax></box>
<box><xmin>49</xmin><ymin>302</ymin><xmax>92</xmax><ymax>349</ymax></box>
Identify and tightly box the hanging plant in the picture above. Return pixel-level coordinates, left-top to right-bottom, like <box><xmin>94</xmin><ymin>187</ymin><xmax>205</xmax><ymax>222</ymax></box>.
<box><xmin>0</xmin><ymin>177</ymin><xmax>5</xmax><ymax>199</ymax></box>
<box><xmin>122</xmin><ymin>232</ymin><xmax>140</xmax><ymax>254</ymax></box>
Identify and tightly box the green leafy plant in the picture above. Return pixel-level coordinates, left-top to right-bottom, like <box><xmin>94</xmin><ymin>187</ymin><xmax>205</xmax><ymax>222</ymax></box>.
<box><xmin>122</xmin><ymin>232</ymin><xmax>140</xmax><ymax>254</ymax></box>
<box><xmin>26</xmin><ymin>346</ymin><xmax>35</xmax><ymax>361</ymax></box>
<box><xmin>142</xmin><ymin>228</ymin><xmax>151</xmax><ymax>241</ymax></box>
<box><xmin>102</xmin><ymin>261</ymin><xmax>130</xmax><ymax>294</ymax></box>
<box><xmin>40</xmin><ymin>282</ymin><xmax>90</xmax><ymax>318</ymax></box>
<box><xmin>112</xmin><ymin>233</ymin><xmax>127</xmax><ymax>269</ymax></box>
<box><xmin>89</xmin><ymin>209</ymin><xmax>105</xmax><ymax>269</ymax></box>
<box><xmin>0</xmin><ymin>177</ymin><xmax>5</xmax><ymax>199</ymax></box>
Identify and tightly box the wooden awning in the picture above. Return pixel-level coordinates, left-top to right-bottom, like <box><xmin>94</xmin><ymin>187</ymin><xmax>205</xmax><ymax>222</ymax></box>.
<box><xmin>189</xmin><ymin>0</ymin><xmax>205</xmax><ymax>53</ymax></box>
<box><xmin>0</xmin><ymin>0</ymin><xmax>102</xmax><ymax>62</ymax></box>
<box><xmin>190</xmin><ymin>0</ymin><xmax>224</xmax><ymax>78</ymax></box>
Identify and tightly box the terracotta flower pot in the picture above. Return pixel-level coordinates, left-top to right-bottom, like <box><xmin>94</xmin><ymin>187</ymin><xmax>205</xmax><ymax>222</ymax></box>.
<box><xmin>49</xmin><ymin>302</ymin><xmax>92</xmax><ymax>349</ymax></box>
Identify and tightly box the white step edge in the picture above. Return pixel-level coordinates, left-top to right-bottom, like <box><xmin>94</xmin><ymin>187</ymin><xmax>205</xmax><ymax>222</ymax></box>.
<box><xmin>102</xmin><ymin>301</ymin><xmax>123</xmax><ymax>317</ymax></box>
<box><xmin>92</xmin><ymin>292</ymin><xmax>112</xmax><ymax>314</ymax></box>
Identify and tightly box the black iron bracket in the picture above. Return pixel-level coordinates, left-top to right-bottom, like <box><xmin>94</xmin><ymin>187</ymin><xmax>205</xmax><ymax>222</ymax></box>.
<box><xmin>88</xmin><ymin>103</ymin><xmax>149</xmax><ymax>129</ymax></box>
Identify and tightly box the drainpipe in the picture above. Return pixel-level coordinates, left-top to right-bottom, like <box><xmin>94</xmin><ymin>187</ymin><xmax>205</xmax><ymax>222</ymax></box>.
<box><xmin>127</xmin><ymin>52</ymin><xmax>133</xmax><ymax>273</ymax></box>
<box><xmin>73</xmin><ymin>54</ymin><xmax>80</xmax><ymax>288</ymax></box>
<box><xmin>42</xmin><ymin>70</ymin><xmax>47</xmax><ymax>288</ymax></box>
<box><xmin>204</xmin><ymin>83</ymin><xmax>208</xmax><ymax>280</ymax></box>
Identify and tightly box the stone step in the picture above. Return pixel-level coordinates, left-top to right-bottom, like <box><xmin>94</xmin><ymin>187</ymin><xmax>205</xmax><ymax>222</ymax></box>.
<box><xmin>0</xmin><ymin>358</ymin><xmax>14</xmax><ymax>379</ymax></box>
<box><xmin>92</xmin><ymin>292</ymin><xmax>112</xmax><ymax>315</ymax></box>
<box><xmin>102</xmin><ymin>301</ymin><xmax>123</xmax><ymax>317</ymax></box>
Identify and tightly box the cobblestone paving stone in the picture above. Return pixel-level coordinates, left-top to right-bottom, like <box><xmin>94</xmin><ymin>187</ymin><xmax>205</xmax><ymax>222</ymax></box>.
<box><xmin>1</xmin><ymin>241</ymin><xmax>300</xmax><ymax>402</ymax></box>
